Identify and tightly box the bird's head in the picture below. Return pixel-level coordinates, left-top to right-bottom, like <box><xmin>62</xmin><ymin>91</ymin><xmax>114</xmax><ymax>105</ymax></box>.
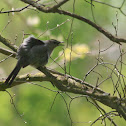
<box><xmin>46</xmin><ymin>39</ymin><xmax>64</xmax><ymax>49</ymax></box>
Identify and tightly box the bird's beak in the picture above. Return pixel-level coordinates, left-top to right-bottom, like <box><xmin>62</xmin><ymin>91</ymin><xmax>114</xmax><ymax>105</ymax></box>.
<box><xmin>59</xmin><ymin>41</ymin><xmax>64</xmax><ymax>46</ymax></box>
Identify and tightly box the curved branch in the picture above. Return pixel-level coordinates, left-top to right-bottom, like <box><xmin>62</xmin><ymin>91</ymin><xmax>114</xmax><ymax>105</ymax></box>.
<box><xmin>56</xmin><ymin>10</ymin><xmax>125</xmax><ymax>44</ymax></box>
<box><xmin>20</xmin><ymin>0</ymin><xmax>126</xmax><ymax>44</ymax></box>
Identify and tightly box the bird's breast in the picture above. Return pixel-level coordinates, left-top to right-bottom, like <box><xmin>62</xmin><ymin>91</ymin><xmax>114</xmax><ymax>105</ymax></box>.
<box><xmin>28</xmin><ymin>45</ymin><xmax>49</xmax><ymax>68</ymax></box>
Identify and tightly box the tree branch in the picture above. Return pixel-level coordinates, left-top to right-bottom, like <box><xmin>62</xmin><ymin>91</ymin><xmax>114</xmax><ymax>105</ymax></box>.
<box><xmin>56</xmin><ymin>10</ymin><xmax>125</xmax><ymax>44</ymax></box>
<box><xmin>0</xmin><ymin>47</ymin><xmax>16</xmax><ymax>58</ymax></box>
<box><xmin>1</xmin><ymin>66</ymin><xmax>126</xmax><ymax>120</ymax></box>
<box><xmin>51</xmin><ymin>0</ymin><xmax>69</xmax><ymax>10</ymax></box>
<box><xmin>20</xmin><ymin>0</ymin><xmax>69</xmax><ymax>13</ymax></box>
<box><xmin>0</xmin><ymin>4</ymin><xmax>30</xmax><ymax>14</ymax></box>
<box><xmin>0</xmin><ymin>35</ymin><xmax>18</xmax><ymax>52</ymax></box>
<box><xmin>2</xmin><ymin>0</ymin><xmax>125</xmax><ymax>44</ymax></box>
<box><xmin>20</xmin><ymin>0</ymin><xmax>126</xmax><ymax>44</ymax></box>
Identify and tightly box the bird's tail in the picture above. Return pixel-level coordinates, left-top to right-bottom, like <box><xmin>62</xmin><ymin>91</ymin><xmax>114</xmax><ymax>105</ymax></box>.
<box><xmin>5</xmin><ymin>62</ymin><xmax>22</xmax><ymax>85</ymax></box>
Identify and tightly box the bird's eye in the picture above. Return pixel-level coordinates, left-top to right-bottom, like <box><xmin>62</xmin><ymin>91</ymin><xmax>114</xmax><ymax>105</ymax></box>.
<box><xmin>50</xmin><ymin>39</ymin><xmax>60</xmax><ymax>45</ymax></box>
<box><xmin>53</xmin><ymin>41</ymin><xmax>58</xmax><ymax>44</ymax></box>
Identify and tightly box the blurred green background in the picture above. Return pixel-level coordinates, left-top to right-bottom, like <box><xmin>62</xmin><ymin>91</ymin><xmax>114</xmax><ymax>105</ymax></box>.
<box><xmin>0</xmin><ymin>0</ymin><xmax>126</xmax><ymax>126</ymax></box>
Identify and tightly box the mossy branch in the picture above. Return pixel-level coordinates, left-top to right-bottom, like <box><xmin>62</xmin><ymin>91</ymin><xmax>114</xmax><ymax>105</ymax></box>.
<box><xmin>0</xmin><ymin>66</ymin><xmax>126</xmax><ymax>120</ymax></box>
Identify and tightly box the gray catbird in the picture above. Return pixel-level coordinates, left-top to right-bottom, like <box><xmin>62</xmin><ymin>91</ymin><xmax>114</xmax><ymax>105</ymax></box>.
<box><xmin>5</xmin><ymin>36</ymin><xmax>63</xmax><ymax>85</ymax></box>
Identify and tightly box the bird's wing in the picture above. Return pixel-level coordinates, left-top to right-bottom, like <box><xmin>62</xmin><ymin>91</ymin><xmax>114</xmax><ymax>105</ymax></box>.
<box><xmin>23</xmin><ymin>36</ymin><xmax>45</xmax><ymax>48</ymax></box>
<box><xmin>17</xmin><ymin>36</ymin><xmax>45</xmax><ymax>67</ymax></box>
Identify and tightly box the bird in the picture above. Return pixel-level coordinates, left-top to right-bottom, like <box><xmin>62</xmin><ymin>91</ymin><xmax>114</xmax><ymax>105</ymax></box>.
<box><xmin>5</xmin><ymin>36</ymin><xmax>64</xmax><ymax>85</ymax></box>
